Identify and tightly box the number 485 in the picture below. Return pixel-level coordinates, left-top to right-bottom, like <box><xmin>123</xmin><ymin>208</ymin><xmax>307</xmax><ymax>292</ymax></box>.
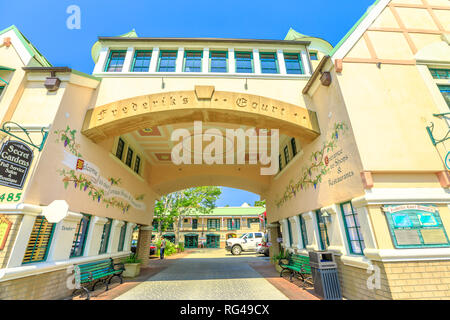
<box><xmin>0</xmin><ymin>193</ymin><xmax>21</xmax><ymax>202</ymax></box>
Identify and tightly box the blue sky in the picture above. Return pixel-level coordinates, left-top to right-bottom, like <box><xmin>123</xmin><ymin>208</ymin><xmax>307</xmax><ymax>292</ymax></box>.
<box><xmin>0</xmin><ymin>0</ymin><xmax>374</xmax><ymax>206</ymax></box>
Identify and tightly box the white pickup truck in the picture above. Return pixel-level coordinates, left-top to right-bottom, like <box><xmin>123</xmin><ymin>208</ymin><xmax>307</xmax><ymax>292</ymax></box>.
<box><xmin>225</xmin><ymin>232</ymin><xmax>265</xmax><ymax>255</ymax></box>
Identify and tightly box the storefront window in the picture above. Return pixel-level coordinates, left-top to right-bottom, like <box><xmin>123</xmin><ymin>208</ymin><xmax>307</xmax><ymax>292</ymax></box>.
<box><xmin>158</xmin><ymin>51</ymin><xmax>177</xmax><ymax>72</ymax></box>
<box><xmin>340</xmin><ymin>202</ymin><xmax>365</xmax><ymax>255</ymax></box>
<box><xmin>132</xmin><ymin>50</ymin><xmax>152</xmax><ymax>72</ymax></box>
<box><xmin>299</xmin><ymin>214</ymin><xmax>308</xmax><ymax>248</ymax></box>
<box><xmin>207</xmin><ymin>218</ymin><xmax>220</xmax><ymax>230</ymax></box>
<box><xmin>105</xmin><ymin>50</ymin><xmax>126</xmax><ymax>72</ymax></box>
<box><xmin>70</xmin><ymin>214</ymin><xmax>91</xmax><ymax>258</ymax></box>
<box><xmin>184</xmin><ymin>51</ymin><xmax>202</xmax><ymax>72</ymax></box>
<box><xmin>117</xmin><ymin>222</ymin><xmax>128</xmax><ymax>252</ymax></box>
<box><xmin>210</xmin><ymin>51</ymin><xmax>228</xmax><ymax>72</ymax></box>
<box><xmin>22</xmin><ymin>216</ymin><xmax>55</xmax><ymax>264</ymax></box>
<box><xmin>316</xmin><ymin>210</ymin><xmax>330</xmax><ymax>250</ymax></box>
<box><xmin>99</xmin><ymin>218</ymin><xmax>112</xmax><ymax>254</ymax></box>
<box><xmin>384</xmin><ymin>205</ymin><xmax>450</xmax><ymax>249</ymax></box>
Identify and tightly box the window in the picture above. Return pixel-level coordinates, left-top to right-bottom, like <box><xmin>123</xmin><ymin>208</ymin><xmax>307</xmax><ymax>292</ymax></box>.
<box><xmin>316</xmin><ymin>210</ymin><xmax>330</xmax><ymax>250</ymax></box>
<box><xmin>228</xmin><ymin>218</ymin><xmax>240</xmax><ymax>230</ymax></box>
<box><xmin>158</xmin><ymin>51</ymin><xmax>177</xmax><ymax>72</ymax></box>
<box><xmin>105</xmin><ymin>50</ymin><xmax>126</xmax><ymax>72</ymax></box>
<box><xmin>125</xmin><ymin>147</ymin><xmax>134</xmax><ymax>168</ymax></box>
<box><xmin>299</xmin><ymin>214</ymin><xmax>308</xmax><ymax>248</ymax></box>
<box><xmin>247</xmin><ymin>233</ymin><xmax>254</xmax><ymax>239</ymax></box>
<box><xmin>279</xmin><ymin>155</ymin><xmax>283</xmax><ymax>171</ymax></box>
<box><xmin>284</xmin><ymin>53</ymin><xmax>304</xmax><ymax>74</ymax></box>
<box><xmin>132</xmin><ymin>50</ymin><xmax>152</xmax><ymax>72</ymax></box>
<box><xmin>70</xmin><ymin>214</ymin><xmax>91</xmax><ymax>258</ymax></box>
<box><xmin>192</xmin><ymin>219</ymin><xmax>198</xmax><ymax>230</ymax></box>
<box><xmin>134</xmin><ymin>155</ymin><xmax>141</xmax><ymax>174</ymax></box>
<box><xmin>260</xmin><ymin>52</ymin><xmax>278</xmax><ymax>74</ymax></box>
<box><xmin>255</xmin><ymin>233</ymin><xmax>263</xmax><ymax>238</ymax></box>
<box><xmin>430</xmin><ymin>68</ymin><xmax>450</xmax><ymax>79</ymax></box>
<box><xmin>22</xmin><ymin>216</ymin><xmax>55</xmax><ymax>264</ymax></box>
<box><xmin>152</xmin><ymin>220</ymin><xmax>159</xmax><ymax>231</ymax></box>
<box><xmin>167</xmin><ymin>223</ymin><xmax>174</xmax><ymax>231</ymax></box>
<box><xmin>284</xmin><ymin>146</ymin><xmax>290</xmax><ymax>164</ymax></box>
<box><xmin>247</xmin><ymin>218</ymin><xmax>259</xmax><ymax>228</ymax></box>
<box><xmin>235</xmin><ymin>52</ymin><xmax>253</xmax><ymax>73</ymax></box>
<box><xmin>290</xmin><ymin>138</ymin><xmax>297</xmax><ymax>157</ymax></box>
<box><xmin>438</xmin><ymin>85</ymin><xmax>450</xmax><ymax>108</ymax></box>
<box><xmin>184</xmin><ymin>219</ymin><xmax>189</xmax><ymax>223</ymax></box>
<box><xmin>309</xmin><ymin>52</ymin><xmax>318</xmax><ymax>60</ymax></box>
<box><xmin>0</xmin><ymin>85</ymin><xmax>5</xmax><ymax>96</ymax></box>
<box><xmin>340</xmin><ymin>202</ymin><xmax>365</xmax><ymax>255</ymax></box>
<box><xmin>286</xmin><ymin>219</ymin><xmax>293</xmax><ymax>245</ymax></box>
<box><xmin>117</xmin><ymin>222</ymin><xmax>128</xmax><ymax>252</ymax></box>
<box><xmin>210</xmin><ymin>51</ymin><xmax>228</xmax><ymax>72</ymax></box>
<box><xmin>99</xmin><ymin>218</ymin><xmax>112</xmax><ymax>254</ymax></box>
<box><xmin>184</xmin><ymin>51</ymin><xmax>202</xmax><ymax>72</ymax></box>
<box><xmin>207</xmin><ymin>219</ymin><xmax>220</xmax><ymax>230</ymax></box>
<box><xmin>116</xmin><ymin>138</ymin><xmax>125</xmax><ymax>160</ymax></box>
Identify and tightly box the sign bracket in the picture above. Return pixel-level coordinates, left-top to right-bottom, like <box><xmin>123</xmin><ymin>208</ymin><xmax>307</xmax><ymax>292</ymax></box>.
<box><xmin>0</xmin><ymin>121</ymin><xmax>49</xmax><ymax>151</ymax></box>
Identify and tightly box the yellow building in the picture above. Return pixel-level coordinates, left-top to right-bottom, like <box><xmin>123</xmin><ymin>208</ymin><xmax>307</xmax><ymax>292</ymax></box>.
<box><xmin>0</xmin><ymin>0</ymin><xmax>449</xmax><ymax>300</ymax></box>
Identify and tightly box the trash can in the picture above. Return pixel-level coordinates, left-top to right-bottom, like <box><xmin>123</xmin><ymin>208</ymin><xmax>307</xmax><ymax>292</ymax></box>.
<box><xmin>308</xmin><ymin>251</ymin><xmax>342</xmax><ymax>300</ymax></box>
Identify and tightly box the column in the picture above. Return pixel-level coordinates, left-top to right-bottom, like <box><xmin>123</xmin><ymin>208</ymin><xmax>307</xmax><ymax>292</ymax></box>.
<box><xmin>253</xmin><ymin>48</ymin><xmax>261</xmax><ymax>74</ymax></box>
<box><xmin>108</xmin><ymin>220</ymin><xmax>125</xmax><ymax>254</ymax></box>
<box><xmin>123</xmin><ymin>223</ymin><xmax>136</xmax><ymax>252</ymax></box>
<box><xmin>149</xmin><ymin>47</ymin><xmax>160</xmax><ymax>72</ymax></box>
<box><xmin>300</xmin><ymin>50</ymin><xmax>312</xmax><ymax>75</ymax></box>
<box><xmin>5</xmin><ymin>214</ymin><xmax>37</xmax><ymax>268</ymax></box>
<box><xmin>303</xmin><ymin>211</ymin><xmax>319</xmax><ymax>251</ymax></box>
<box><xmin>351</xmin><ymin>197</ymin><xmax>377</xmax><ymax>250</ymax></box>
<box><xmin>93</xmin><ymin>47</ymin><xmax>109</xmax><ymax>74</ymax></box>
<box><xmin>122</xmin><ymin>47</ymin><xmax>135</xmax><ymax>73</ymax></box>
<box><xmin>46</xmin><ymin>212</ymin><xmax>82</xmax><ymax>261</ymax></box>
<box><xmin>176</xmin><ymin>47</ymin><xmax>184</xmax><ymax>73</ymax></box>
<box><xmin>321</xmin><ymin>204</ymin><xmax>346</xmax><ymax>254</ymax></box>
<box><xmin>84</xmin><ymin>216</ymin><xmax>108</xmax><ymax>256</ymax></box>
<box><xmin>280</xmin><ymin>218</ymin><xmax>291</xmax><ymax>248</ymax></box>
<box><xmin>202</xmin><ymin>48</ymin><xmax>209</xmax><ymax>73</ymax></box>
<box><xmin>228</xmin><ymin>48</ymin><xmax>235</xmax><ymax>73</ymax></box>
<box><xmin>292</xmin><ymin>215</ymin><xmax>304</xmax><ymax>250</ymax></box>
<box><xmin>136</xmin><ymin>225</ymin><xmax>152</xmax><ymax>266</ymax></box>
<box><xmin>277</xmin><ymin>49</ymin><xmax>287</xmax><ymax>75</ymax></box>
<box><xmin>267</xmin><ymin>222</ymin><xmax>281</xmax><ymax>262</ymax></box>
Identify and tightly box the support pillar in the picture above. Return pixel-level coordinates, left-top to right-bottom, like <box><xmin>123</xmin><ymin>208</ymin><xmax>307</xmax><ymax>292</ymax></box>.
<box><xmin>136</xmin><ymin>225</ymin><xmax>153</xmax><ymax>266</ymax></box>
<box><xmin>267</xmin><ymin>222</ymin><xmax>281</xmax><ymax>263</ymax></box>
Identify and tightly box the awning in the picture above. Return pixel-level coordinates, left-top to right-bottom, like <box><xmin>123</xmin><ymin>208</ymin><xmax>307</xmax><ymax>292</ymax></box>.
<box><xmin>184</xmin><ymin>233</ymin><xmax>199</xmax><ymax>237</ymax></box>
<box><xmin>0</xmin><ymin>66</ymin><xmax>15</xmax><ymax>71</ymax></box>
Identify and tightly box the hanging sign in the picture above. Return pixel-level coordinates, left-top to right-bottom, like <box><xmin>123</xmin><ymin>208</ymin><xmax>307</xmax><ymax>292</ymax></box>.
<box><xmin>0</xmin><ymin>140</ymin><xmax>34</xmax><ymax>190</ymax></box>
<box><xmin>0</xmin><ymin>215</ymin><xmax>12</xmax><ymax>250</ymax></box>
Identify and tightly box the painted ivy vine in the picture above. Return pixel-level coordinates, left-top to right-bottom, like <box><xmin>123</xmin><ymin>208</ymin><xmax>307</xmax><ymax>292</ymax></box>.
<box><xmin>275</xmin><ymin>122</ymin><xmax>349</xmax><ymax>208</ymax></box>
<box><xmin>55</xmin><ymin>126</ymin><xmax>145</xmax><ymax>213</ymax></box>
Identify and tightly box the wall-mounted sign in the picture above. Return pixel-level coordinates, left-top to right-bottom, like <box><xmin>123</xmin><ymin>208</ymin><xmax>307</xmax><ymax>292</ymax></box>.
<box><xmin>0</xmin><ymin>140</ymin><xmax>33</xmax><ymax>190</ymax></box>
<box><xmin>0</xmin><ymin>215</ymin><xmax>13</xmax><ymax>250</ymax></box>
<box><xmin>384</xmin><ymin>204</ymin><xmax>450</xmax><ymax>249</ymax></box>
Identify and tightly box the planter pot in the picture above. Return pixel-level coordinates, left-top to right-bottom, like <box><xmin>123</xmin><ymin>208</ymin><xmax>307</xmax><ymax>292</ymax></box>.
<box><xmin>275</xmin><ymin>264</ymin><xmax>283</xmax><ymax>273</ymax></box>
<box><xmin>123</xmin><ymin>263</ymin><xmax>141</xmax><ymax>278</ymax></box>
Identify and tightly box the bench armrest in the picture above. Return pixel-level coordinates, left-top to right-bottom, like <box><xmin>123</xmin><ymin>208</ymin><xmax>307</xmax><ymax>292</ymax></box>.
<box><xmin>113</xmin><ymin>262</ymin><xmax>125</xmax><ymax>271</ymax></box>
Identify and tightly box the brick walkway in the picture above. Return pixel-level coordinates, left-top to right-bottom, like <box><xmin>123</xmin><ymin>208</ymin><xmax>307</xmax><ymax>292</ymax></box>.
<box><xmin>73</xmin><ymin>250</ymin><xmax>321</xmax><ymax>300</ymax></box>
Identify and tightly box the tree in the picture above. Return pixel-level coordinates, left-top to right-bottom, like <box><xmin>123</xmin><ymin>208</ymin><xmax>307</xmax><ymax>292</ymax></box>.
<box><xmin>254</xmin><ymin>199</ymin><xmax>266</xmax><ymax>207</ymax></box>
<box><xmin>153</xmin><ymin>186</ymin><xmax>222</xmax><ymax>243</ymax></box>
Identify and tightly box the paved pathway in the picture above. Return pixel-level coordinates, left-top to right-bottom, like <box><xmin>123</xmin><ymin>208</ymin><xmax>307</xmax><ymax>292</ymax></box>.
<box><xmin>115</xmin><ymin>249</ymin><xmax>289</xmax><ymax>300</ymax></box>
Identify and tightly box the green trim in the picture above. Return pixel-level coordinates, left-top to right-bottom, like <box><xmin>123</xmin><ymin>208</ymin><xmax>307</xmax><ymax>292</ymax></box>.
<box><xmin>183</xmin><ymin>50</ymin><xmax>203</xmax><ymax>72</ymax></box>
<box><xmin>340</xmin><ymin>202</ymin><xmax>365</xmax><ymax>255</ymax></box>
<box><xmin>0</xmin><ymin>66</ymin><xmax>16</xmax><ymax>71</ymax></box>
<box><xmin>235</xmin><ymin>51</ymin><xmax>254</xmax><ymax>73</ymax></box>
<box><xmin>71</xmin><ymin>69</ymin><xmax>101</xmax><ymax>81</ymax></box>
<box><xmin>298</xmin><ymin>214</ymin><xmax>308</xmax><ymax>248</ymax></box>
<box><xmin>157</xmin><ymin>50</ymin><xmax>178</xmax><ymax>72</ymax></box>
<box><xmin>315</xmin><ymin>210</ymin><xmax>330</xmax><ymax>250</ymax></box>
<box><xmin>209</xmin><ymin>50</ymin><xmax>228</xmax><ymax>73</ymax></box>
<box><xmin>131</xmin><ymin>50</ymin><xmax>152</xmax><ymax>72</ymax></box>
<box><xmin>0</xmin><ymin>76</ymin><xmax>8</xmax><ymax>85</ymax></box>
<box><xmin>0</xmin><ymin>25</ymin><xmax>52</xmax><ymax>67</ymax></box>
<box><xmin>286</xmin><ymin>218</ymin><xmax>292</xmax><ymax>245</ymax></box>
<box><xmin>330</xmin><ymin>0</ymin><xmax>382</xmax><ymax>56</ymax></box>
<box><xmin>260</xmin><ymin>52</ymin><xmax>279</xmax><ymax>74</ymax></box>
<box><xmin>99</xmin><ymin>218</ymin><xmax>112</xmax><ymax>254</ymax></box>
<box><xmin>104</xmin><ymin>50</ymin><xmax>127</xmax><ymax>72</ymax></box>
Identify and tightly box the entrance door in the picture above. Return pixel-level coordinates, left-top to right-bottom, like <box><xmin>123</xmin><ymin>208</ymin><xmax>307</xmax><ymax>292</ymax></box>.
<box><xmin>185</xmin><ymin>235</ymin><xmax>198</xmax><ymax>248</ymax></box>
<box><xmin>206</xmin><ymin>235</ymin><xmax>220</xmax><ymax>248</ymax></box>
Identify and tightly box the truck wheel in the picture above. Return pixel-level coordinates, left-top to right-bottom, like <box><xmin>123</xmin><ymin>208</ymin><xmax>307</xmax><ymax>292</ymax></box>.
<box><xmin>231</xmin><ymin>245</ymin><xmax>242</xmax><ymax>255</ymax></box>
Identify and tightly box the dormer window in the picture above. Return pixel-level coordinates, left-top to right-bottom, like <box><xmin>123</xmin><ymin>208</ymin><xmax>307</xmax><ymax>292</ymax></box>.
<box><xmin>132</xmin><ymin>50</ymin><xmax>152</xmax><ymax>72</ymax></box>
<box><xmin>158</xmin><ymin>51</ymin><xmax>177</xmax><ymax>72</ymax></box>
<box><xmin>210</xmin><ymin>51</ymin><xmax>228</xmax><ymax>72</ymax></box>
<box><xmin>284</xmin><ymin>53</ymin><xmax>304</xmax><ymax>74</ymax></box>
<box><xmin>105</xmin><ymin>50</ymin><xmax>126</xmax><ymax>72</ymax></box>
<box><xmin>260</xmin><ymin>52</ymin><xmax>279</xmax><ymax>74</ymax></box>
<box><xmin>309</xmin><ymin>52</ymin><xmax>318</xmax><ymax>60</ymax></box>
<box><xmin>235</xmin><ymin>52</ymin><xmax>254</xmax><ymax>73</ymax></box>
<box><xmin>184</xmin><ymin>51</ymin><xmax>202</xmax><ymax>72</ymax></box>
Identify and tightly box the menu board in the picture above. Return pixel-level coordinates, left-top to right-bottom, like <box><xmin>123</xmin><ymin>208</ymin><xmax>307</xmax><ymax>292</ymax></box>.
<box><xmin>384</xmin><ymin>204</ymin><xmax>450</xmax><ymax>249</ymax></box>
<box><xmin>0</xmin><ymin>140</ymin><xmax>34</xmax><ymax>189</ymax></box>
<box><xmin>0</xmin><ymin>215</ymin><xmax>12</xmax><ymax>250</ymax></box>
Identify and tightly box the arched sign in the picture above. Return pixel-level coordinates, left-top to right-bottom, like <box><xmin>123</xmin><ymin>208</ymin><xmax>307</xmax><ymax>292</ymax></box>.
<box><xmin>0</xmin><ymin>140</ymin><xmax>34</xmax><ymax>189</ymax></box>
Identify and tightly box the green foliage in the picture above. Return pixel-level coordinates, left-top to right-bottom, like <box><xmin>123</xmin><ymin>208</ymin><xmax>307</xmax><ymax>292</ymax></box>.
<box><xmin>254</xmin><ymin>199</ymin><xmax>266</xmax><ymax>207</ymax></box>
<box><xmin>156</xmin><ymin>239</ymin><xmax>177</xmax><ymax>256</ymax></box>
<box><xmin>177</xmin><ymin>242</ymin><xmax>185</xmax><ymax>252</ymax></box>
<box><xmin>271</xmin><ymin>249</ymin><xmax>289</xmax><ymax>264</ymax></box>
<box><xmin>124</xmin><ymin>254</ymin><xmax>141</xmax><ymax>264</ymax></box>
<box><xmin>154</xmin><ymin>186</ymin><xmax>222</xmax><ymax>234</ymax></box>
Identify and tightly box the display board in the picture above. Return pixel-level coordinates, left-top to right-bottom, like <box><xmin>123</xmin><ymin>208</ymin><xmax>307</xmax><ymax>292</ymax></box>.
<box><xmin>384</xmin><ymin>204</ymin><xmax>450</xmax><ymax>249</ymax></box>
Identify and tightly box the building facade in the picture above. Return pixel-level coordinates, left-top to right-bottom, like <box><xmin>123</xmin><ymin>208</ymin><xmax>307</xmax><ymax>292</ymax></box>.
<box><xmin>0</xmin><ymin>0</ymin><xmax>449</xmax><ymax>300</ymax></box>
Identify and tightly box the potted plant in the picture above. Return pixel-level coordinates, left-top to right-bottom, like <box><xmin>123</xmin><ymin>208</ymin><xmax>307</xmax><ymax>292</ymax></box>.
<box><xmin>271</xmin><ymin>250</ymin><xmax>289</xmax><ymax>273</ymax></box>
<box><xmin>123</xmin><ymin>254</ymin><xmax>142</xmax><ymax>278</ymax></box>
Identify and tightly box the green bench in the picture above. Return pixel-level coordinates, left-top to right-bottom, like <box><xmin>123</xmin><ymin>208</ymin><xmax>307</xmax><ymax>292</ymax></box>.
<box><xmin>73</xmin><ymin>258</ymin><xmax>125</xmax><ymax>300</ymax></box>
<box><xmin>279</xmin><ymin>253</ymin><xmax>312</xmax><ymax>283</ymax></box>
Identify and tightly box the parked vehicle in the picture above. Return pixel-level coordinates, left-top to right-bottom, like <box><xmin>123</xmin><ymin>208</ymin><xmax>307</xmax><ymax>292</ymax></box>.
<box><xmin>225</xmin><ymin>232</ymin><xmax>264</xmax><ymax>255</ymax></box>
<box><xmin>256</xmin><ymin>233</ymin><xmax>270</xmax><ymax>256</ymax></box>
<box><xmin>131</xmin><ymin>240</ymin><xmax>157</xmax><ymax>256</ymax></box>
